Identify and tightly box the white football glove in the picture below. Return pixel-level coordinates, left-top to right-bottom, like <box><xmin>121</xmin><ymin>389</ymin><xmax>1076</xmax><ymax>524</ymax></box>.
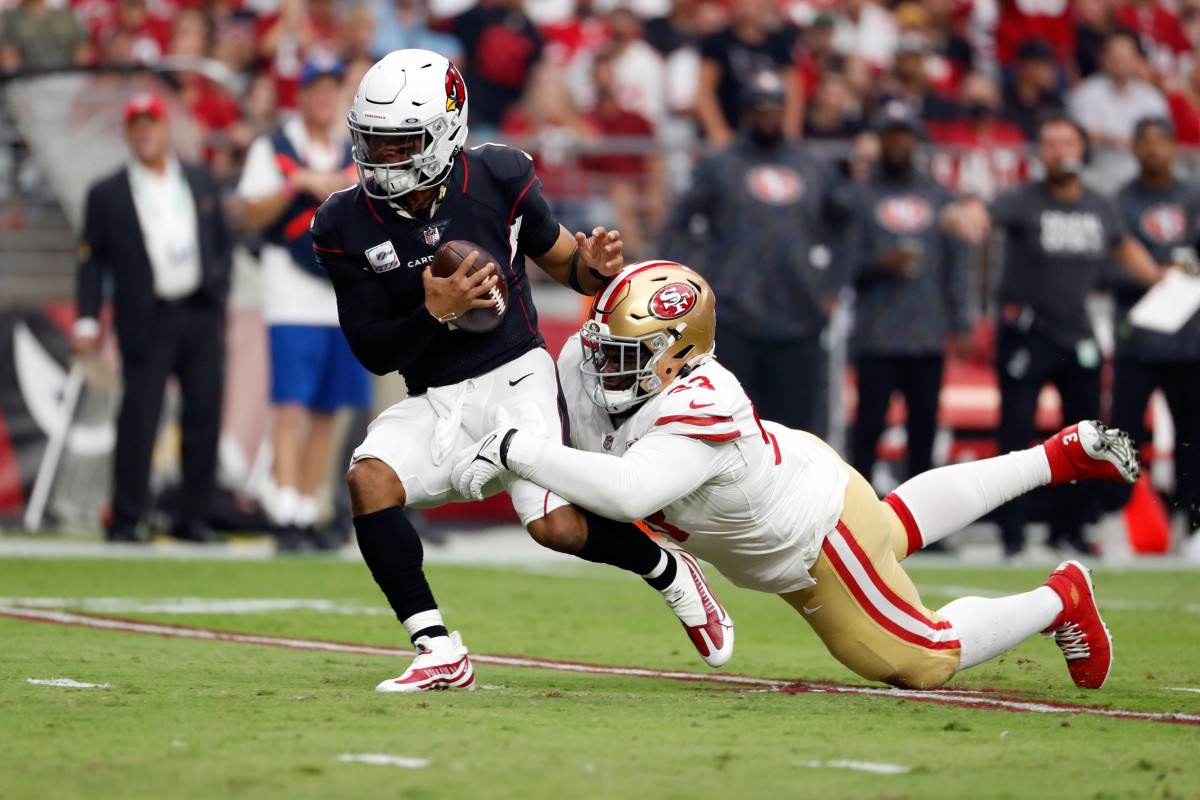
<box><xmin>452</xmin><ymin>427</ymin><xmax>519</xmax><ymax>500</ymax></box>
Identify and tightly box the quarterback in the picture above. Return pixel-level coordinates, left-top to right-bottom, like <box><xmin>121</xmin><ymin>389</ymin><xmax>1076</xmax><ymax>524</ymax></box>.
<box><xmin>453</xmin><ymin>262</ymin><xmax>1139</xmax><ymax>690</ymax></box>
<box><xmin>312</xmin><ymin>53</ymin><xmax>731</xmax><ymax>693</ymax></box>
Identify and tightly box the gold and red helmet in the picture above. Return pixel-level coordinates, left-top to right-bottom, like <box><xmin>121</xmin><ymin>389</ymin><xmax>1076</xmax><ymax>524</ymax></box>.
<box><xmin>580</xmin><ymin>261</ymin><xmax>716</xmax><ymax>413</ymax></box>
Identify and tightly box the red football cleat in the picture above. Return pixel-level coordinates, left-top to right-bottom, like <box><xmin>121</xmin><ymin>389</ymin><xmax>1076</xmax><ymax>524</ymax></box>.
<box><xmin>375</xmin><ymin>631</ymin><xmax>476</xmax><ymax>693</ymax></box>
<box><xmin>660</xmin><ymin>548</ymin><xmax>734</xmax><ymax>668</ymax></box>
<box><xmin>1043</xmin><ymin>560</ymin><xmax>1113</xmax><ymax>690</ymax></box>
<box><xmin>1043</xmin><ymin>421</ymin><xmax>1140</xmax><ymax>486</ymax></box>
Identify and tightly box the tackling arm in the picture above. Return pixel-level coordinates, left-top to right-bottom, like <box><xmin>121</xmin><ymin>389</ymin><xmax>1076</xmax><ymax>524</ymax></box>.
<box><xmin>455</xmin><ymin>430</ymin><xmax>722</xmax><ymax>522</ymax></box>
<box><xmin>532</xmin><ymin>225</ymin><xmax>624</xmax><ymax>296</ymax></box>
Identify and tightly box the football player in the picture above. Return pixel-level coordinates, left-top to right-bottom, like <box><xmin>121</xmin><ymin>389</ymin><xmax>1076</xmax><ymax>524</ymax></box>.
<box><xmin>453</xmin><ymin>261</ymin><xmax>1140</xmax><ymax>690</ymax></box>
<box><xmin>311</xmin><ymin>51</ymin><xmax>732</xmax><ymax>693</ymax></box>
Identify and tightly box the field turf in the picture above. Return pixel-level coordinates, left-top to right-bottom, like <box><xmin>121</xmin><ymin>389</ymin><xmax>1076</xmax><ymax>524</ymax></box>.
<box><xmin>1</xmin><ymin>556</ymin><xmax>1198</xmax><ymax>799</ymax></box>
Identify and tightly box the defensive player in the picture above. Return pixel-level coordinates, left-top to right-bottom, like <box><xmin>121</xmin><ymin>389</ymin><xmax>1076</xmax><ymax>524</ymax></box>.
<box><xmin>454</xmin><ymin>262</ymin><xmax>1140</xmax><ymax>690</ymax></box>
<box><xmin>311</xmin><ymin>51</ymin><xmax>731</xmax><ymax>693</ymax></box>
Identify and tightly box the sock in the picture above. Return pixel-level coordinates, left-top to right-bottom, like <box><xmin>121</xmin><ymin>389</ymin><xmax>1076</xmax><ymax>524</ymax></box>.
<box><xmin>938</xmin><ymin>587</ymin><xmax>1063</xmax><ymax>671</ymax></box>
<box><xmin>577</xmin><ymin>510</ymin><xmax>665</xmax><ymax>576</ymax></box>
<box><xmin>889</xmin><ymin>447</ymin><xmax>1052</xmax><ymax>550</ymax></box>
<box><xmin>353</xmin><ymin>506</ymin><xmax>447</xmax><ymax>644</ymax></box>
<box><xmin>402</xmin><ymin>610</ymin><xmax>448</xmax><ymax>644</ymax></box>
<box><xmin>268</xmin><ymin>485</ymin><xmax>300</xmax><ymax>526</ymax></box>
<box><xmin>293</xmin><ymin>495</ymin><xmax>319</xmax><ymax>528</ymax></box>
<box><xmin>642</xmin><ymin>548</ymin><xmax>679</xmax><ymax>592</ymax></box>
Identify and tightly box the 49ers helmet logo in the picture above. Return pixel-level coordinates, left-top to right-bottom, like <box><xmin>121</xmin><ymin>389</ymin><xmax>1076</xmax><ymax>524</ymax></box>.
<box><xmin>649</xmin><ymin>283</ymin><xmax>697</xmax><ymax>319</ymax></box>
<box><xmin>445</xmin><ymin>64</ymin><xmax>466</xmax><ymax>114</ymax></box>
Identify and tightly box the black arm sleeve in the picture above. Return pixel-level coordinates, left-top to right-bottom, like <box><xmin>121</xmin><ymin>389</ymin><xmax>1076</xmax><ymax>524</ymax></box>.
<box><xmin>76</xmin><ymin>182</ymin><xmax>106</xmax><ymax>321</ymax></box>
<box><xmin>517</xmin><ymin>188</ymin><xmax>561</xmax><ymax>258</ymax></box>
<box><xmin>312</xmin><ymin>202</ymin><xmax>443</xmax><ymax>376</ymax></box>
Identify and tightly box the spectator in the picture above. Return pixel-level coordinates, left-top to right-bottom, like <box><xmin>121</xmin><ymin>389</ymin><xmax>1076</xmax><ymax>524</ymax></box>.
<box><xmin>1110</xmin><ymin>117</ymin><xmax>1200</xmax><ymax>542</ymax></box>
<box><xmin>832</xmin><ymin>0</ymin><xmax>898</xmax><ymax>72</ymax></box>
<box><xmin>541</xmin><ymin>0</ymin><xmax>606</xmax><ymax>66</ymax></box>
<box><xmin>74</xmin><ymin>93</ymin><xmax>232</xmax><ymax>543</ymax></box>
<box><xmin>993</xmin><ymin>0</ymin><xmax>1074</xmax><ymax>68</ymax></box>
<box><xmin>569</xmin><ymin>5</ymin><xmax>666</xmax><ymax>127</ymax></box>
<box><xmin>95</xmin><ymin>0</ymin><xmax>171</xmax><ymax>66</ymax></box>
<box><xmin>1117</xmin><ymin>0</ymin><xmax>1191</xmax><ymax>78</ymax></box>
<box><xmin>339</xmin><ymin>6</ymin><xmax>376</xmax><ymax>63</ymax></box>
<box><xmin>1002</xmin><ymin>38</ymin><xmax>1064</xmax><ymax>141</ymax></box>
<box><xmin>661</xmin><ymin>72</ymin><xmax>851</xmax><ymax>435</ymax></box>
<box><xmin>794</xmin><ymin>11</ymin><xmax>840</xmax><ymax>101</ymax></box>
<box><xmin>0</xmin><ymin>0</ymin><xmax>93</xmax><ymax>72</ymax></box>
<box><xmin>440</xmin><ymin>0</ymin><xmax>544</xmax><ymax>133</ymax></box>
<box><xmin>1068</xmin><ymin>32</ymin><xmax>1167</xmax><ymax>152</ymax></box>
<box><xmin>237</xmin><ymin>59</ymin><xmax>369</xmax><ymax>552</ymax></box>
<box><xmin>370</xmin><ymin>0</ymin><xmax>462</xmax><ymax>62</ymax></box>
<box><xmin>928</xmin><ymin>71</ymin><xmax>1030</xmax><ymax>199</ymax></box>
<box><xmin>580</xmin><ymin>48</ymin><xmax>663</xmax><ymax>258</ymax></box>
<box><xmin>980</xmin><ymin>115</ymin><xmax>1162</xmax><ymax>559</ymax></box>
<box><xmin>892</xmin><ymin>1</ymin><xmax>970</xmax><ymax>97</ymax></box>
<box><xmin>259</xmin><ymin>0</ymin><xmax>341</xmax><ymax>111</ymax></box>
<box><xmin>931</xmin><ymin>72</ymin><xmax>1027</xmax><ymax>146</ymax></box>
<box><xmin>849</xmin><ymin>104</ymin><xmax>970</xmax><ymax>497</ymax></box>
<box><xmin>694</xmin><ymin>0</ymin><xmax>800</xmax><ymax>147</ymax></box>
<box><xmin>802</xmin><ymin>71</ymin><xmax>865</xmax><ymax>139</ymax></box>
<box><xmin>1075</xmin><ymin>0</ymin><xmax>1123</xmax><ymax>80</ymax></box>
<box><xmin>876</xmin><ymin>33</ymin><xmax>959</xmax><ymax>124</ymax></box>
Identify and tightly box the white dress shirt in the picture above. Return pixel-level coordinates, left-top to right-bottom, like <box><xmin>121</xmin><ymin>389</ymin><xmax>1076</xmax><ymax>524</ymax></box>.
<box><xmin>128</xmin><ymin>157</ymin><xmax>203</xmax><ymax>302</ymax></box>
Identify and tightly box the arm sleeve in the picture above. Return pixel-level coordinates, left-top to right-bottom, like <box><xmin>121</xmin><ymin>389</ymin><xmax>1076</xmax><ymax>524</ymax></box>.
<box><xmin>504</xmin><ymin>430</ymin><xmax>724</xmax><ymax>522</ymax></box>
<box><xmin>76</xmin><ymin>183</ymin><xmax>106</xmax><ymax>322</ymax></box>
<box><xmin>312</xmin><ymin>202</ymin><xmax>443</xmax><ymax>376</ymax></box>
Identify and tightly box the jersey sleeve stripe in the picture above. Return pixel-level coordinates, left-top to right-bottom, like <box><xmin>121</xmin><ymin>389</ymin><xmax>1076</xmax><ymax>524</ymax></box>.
<box><xmin>508</xmin><ymin>176</ymin><xmax>537</xmax><ymax>225</ymax></box>
<box><xmin>460</xmin><ymin>151</ymin><xmax>469</xmax><ymax>193</ymax></box>
<box><xmin>313</xmin><ymin>244</ymin><xmax>345</xmax><ymax>254</ymax></box>
<box><xmin>681</xmin><ymin>431</ymin><xmax>742</xmax><ymax>443</ymax></box>
<box><xmin>654</xmin><ymin>414</ymin><xmax>735</xmax><ymax>427</ymax></box>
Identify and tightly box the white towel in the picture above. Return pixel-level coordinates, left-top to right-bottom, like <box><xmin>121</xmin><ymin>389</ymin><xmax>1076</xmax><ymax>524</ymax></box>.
<box><xmin>426</xmin><ymin>382</ymin><xmax>468</xmax><ymax>467</ymax></box>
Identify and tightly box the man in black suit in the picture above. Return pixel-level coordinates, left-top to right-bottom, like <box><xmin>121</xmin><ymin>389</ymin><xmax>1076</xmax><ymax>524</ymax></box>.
<box><xmin>73</xmin><ymin>93</ymin><xmax>232</xmax><ymax>543</ymax></box>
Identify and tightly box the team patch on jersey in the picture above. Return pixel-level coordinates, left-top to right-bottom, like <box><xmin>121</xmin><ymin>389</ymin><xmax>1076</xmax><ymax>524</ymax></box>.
<box><xmin>874</xmin><ymin>195</ymin><xmax>933</xmax><ymax>233</ymax></box>
<box><xmin>649</xmin><ymin>282</ymin><xmax>697</xmax><ymax>320</ymax></box>
<box><xmin>603</xmin><ymin>433</ymin><xmax>615</xmax><ymax>451</ymax></box>
<box><xmin>744</xmin><ymin>165</ymin><xmax>804</xmax><ymax>206</ymax></box>
<box><xmin>365</xmin><ymin>240</ymin><xmax>402</xmax><ymax>273</ymax></box>
<box><xmin>1139</xmin><ymin>203</ymin><xmax>1186</xmax><ymax>244</ymax></box>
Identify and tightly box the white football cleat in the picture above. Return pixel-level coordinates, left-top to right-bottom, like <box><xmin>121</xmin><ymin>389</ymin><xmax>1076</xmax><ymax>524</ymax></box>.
<box><xmin>659</xmin><ymin>548</ymin><xmax>734</xmax><ymax>668</ymax></box>
<box><xmin>1043</xmin><ymin>420</ymin><xmax>1140</xmax><ymax>486</ymax></box>
<box><xmin>375</xmin><ymin>631</ymin><xmax>476</xmax><ymax>693</ymax></box>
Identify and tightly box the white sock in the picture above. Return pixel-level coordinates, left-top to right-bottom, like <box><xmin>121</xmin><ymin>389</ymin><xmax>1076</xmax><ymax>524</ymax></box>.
<box><xmin>891</xmin><ymin>447</ymin><xmax>1052</xmax><ymax>548</ymax></box>
<box><xmin>293</xmin><ymin>495</ymin><xmax>319</xmax><ymax>528</ymax></box>
<box><xmin>939</xmin><ymin>587</ymin><xmax>1063</xmax><ymax>671</ymax></box>
<box><xmin>268</xmin><ymin>486</ymin><xmax>301</xmax><ymax>526</ymax></box>
<box><xmin>402</xmin><ymin>610</ymin><xmax>446</xmax><ymax>642</ymax></box>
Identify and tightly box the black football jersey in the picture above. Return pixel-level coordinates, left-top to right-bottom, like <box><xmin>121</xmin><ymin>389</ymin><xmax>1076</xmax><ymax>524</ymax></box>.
<box><xmin>311</xmin><ymin>144</ymin><xmax>561</xmax><ymax>395</ymax></box>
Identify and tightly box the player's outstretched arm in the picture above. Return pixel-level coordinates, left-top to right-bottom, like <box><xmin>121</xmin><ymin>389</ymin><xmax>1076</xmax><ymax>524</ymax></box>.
<box><xmin>451</xmin><ymin>428</ymin><xmax>718</xmax><ymax>521</ymax></box>
<box><xmin>532</xmin><ymin>225</ymin><xmax>624</xmax><ymax>296</ymax></box>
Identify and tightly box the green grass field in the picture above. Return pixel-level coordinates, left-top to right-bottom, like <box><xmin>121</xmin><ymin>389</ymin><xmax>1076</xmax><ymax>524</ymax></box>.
<box><xmin>2</xmin><ymin>556</ymin><xmax>1198</xmax><ymax>800</ymax></box>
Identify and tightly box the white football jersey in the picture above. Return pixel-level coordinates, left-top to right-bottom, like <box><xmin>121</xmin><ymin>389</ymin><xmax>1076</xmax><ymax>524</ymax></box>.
<box><xmin>558</xmin><ymin>336</ymin><xmax>848</xmax><ymax>594</ymax></box>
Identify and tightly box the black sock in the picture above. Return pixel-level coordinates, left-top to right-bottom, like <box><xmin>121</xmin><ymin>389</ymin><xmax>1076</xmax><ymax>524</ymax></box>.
<box><xmin>353</xmin><ymin>506</ymin><xmax>448</xmax><ymax>643</ymax></box>
<box><xmin>577</xmin><ymin>510</ymin><xmax>676</xmax><ymax>589</ymax></box>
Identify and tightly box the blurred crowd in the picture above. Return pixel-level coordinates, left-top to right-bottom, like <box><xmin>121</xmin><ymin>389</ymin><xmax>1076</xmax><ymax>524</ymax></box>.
<box><xmin>6</xmin><ymin>0</ymin><xmax>1200</xmax><ymax>214</ymax></box>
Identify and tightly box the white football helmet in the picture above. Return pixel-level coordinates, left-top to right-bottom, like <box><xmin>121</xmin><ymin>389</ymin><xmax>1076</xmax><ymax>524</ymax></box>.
<box><xmin>580</xmin><ymin>261</ymin><xmax>717</xmax><ymax>414</ymax></box>
<box><xmin>348</xmin><ymin>49</ymin><xmax>469</xmax><ymax>199</ymax></box>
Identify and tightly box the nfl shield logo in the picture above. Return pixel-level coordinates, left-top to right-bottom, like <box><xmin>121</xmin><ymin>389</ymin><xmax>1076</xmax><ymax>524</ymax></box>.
<box><xmin>602</xmin><ymin>433</ymin><xmax>615</xmax><ymax>451</ymax></box>
<box><xmin>423</xmin><ymin>225</ymin><xmax>442</xmax><ymax>246</ymax></box>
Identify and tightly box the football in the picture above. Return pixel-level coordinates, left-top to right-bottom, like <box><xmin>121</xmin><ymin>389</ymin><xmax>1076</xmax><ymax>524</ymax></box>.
<box><xmin>431</xmin><ymin>240</ymin><xmax>509</xmax><ymax>334</ymax></box>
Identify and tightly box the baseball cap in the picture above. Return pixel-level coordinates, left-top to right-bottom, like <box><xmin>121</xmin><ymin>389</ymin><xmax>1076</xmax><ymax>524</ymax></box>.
<box><xmin>299</xmin><ymin>55</ymin><xmax>345</xmax><ymax>88</ymax></box>
<box><xmin>872</xmin><ymin>101</ymin><xmax>927</xmax><ymax>138</ymax></box>
<box><xmin>1017</xmin><ymin>39</ymin><xmax>1055</xmax><ymax>61</ymax></box>
<box><xmin>741</xmin><ymin>70</ymin><xmax>785</xmax><ymax>110</ymax></box>
<box><xmin>124</xmin><ymin>92</ymin><xmax>167</xmax><ymax>124</ymax></box>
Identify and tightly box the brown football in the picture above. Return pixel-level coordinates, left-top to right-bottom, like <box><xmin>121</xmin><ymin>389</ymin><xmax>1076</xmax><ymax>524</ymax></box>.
<box><xmin>431</xmin><ymin>240</ymin><xmax>509</xmax><ymax>334</ymax></box>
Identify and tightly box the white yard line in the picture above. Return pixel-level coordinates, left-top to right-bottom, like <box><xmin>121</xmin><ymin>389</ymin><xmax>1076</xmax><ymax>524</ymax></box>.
<box><xmin>337</xmin><ymin>754</ymin><xmax>430</xmax><ymax>769</ymax></box>
<box><xmin>26</xmin><ymin>678</ymin><xmax>111</xmax><ymax>688</ymax></box>
<box><xmin>797</xmin><ymin>759</ymin><xmax>911</xmax><ymax>775</ymax></box>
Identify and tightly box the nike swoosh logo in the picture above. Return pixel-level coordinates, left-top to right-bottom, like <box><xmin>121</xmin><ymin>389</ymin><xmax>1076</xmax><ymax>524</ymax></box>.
<box><xmin>801</xmin><ymin>604</ymin><xmax>822</xmax><ymax>615</ymax></box>
<box><xmin>689</xmin><ymin>400</ymin><xmax>714</xmax><ymax>409</ymax></box>
<box><xmin>508</xmin><ymin>372</ymin><xmax>534</xmax><ymax>387</ymax></box>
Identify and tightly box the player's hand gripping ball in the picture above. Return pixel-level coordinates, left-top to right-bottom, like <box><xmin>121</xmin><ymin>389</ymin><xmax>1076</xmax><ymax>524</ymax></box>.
<box><xmin>432</xmin><ymin>240</ymin><xmax>509</xmax><ymax>333</ymax></box>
